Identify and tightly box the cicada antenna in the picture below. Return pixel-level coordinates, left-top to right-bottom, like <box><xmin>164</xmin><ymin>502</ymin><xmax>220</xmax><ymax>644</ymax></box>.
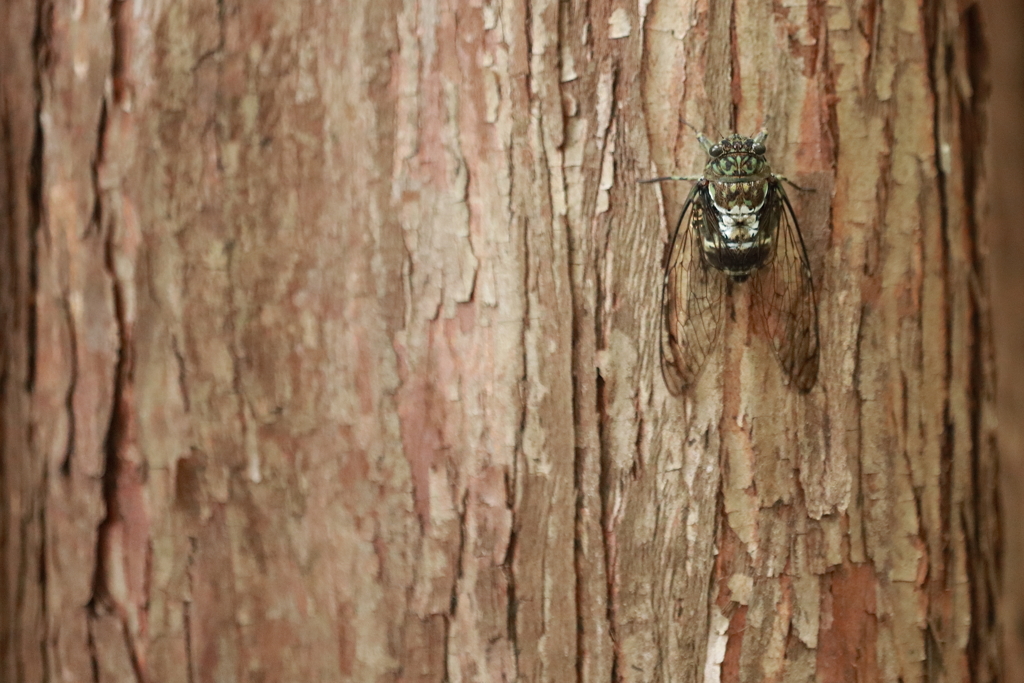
<box><xmin>750</xmin><ymin>114</ymin><xmax>772</xmax><ymax>143</ymax></box>
<box><xmin>680</xmin><ymin>116</ymin><xmax>725</xmax><ymax>140</ymax></box>
<box><xmin>638</xmin><ymin>175</ymin><xmax>702</xmax><ymax>184</ymax></box>
<box><xmin>678</xmin><ymin>116</ymin><xmax>701</xmax><ymax>137</ymax></box>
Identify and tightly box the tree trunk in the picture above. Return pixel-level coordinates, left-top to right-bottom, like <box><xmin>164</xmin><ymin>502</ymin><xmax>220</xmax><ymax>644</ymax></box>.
<box><xmin>980</xmin><ymin>0</ymin><xmax>1024</xmax><ymax>679</ymax></box>
<box><xmin>0</xmin><ymin>0</ymin><xmax>999</xmax><ymax>681</ymax></box>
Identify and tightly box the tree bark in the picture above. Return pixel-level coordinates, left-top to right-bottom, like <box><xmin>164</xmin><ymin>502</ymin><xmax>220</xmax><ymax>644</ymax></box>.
<box><xmin>980</xmin><ymin>0</ymin><xmax>1024</xmax><ymax>679</ymax></box>
<box><xmin>0</xmin><ymin>0</ymin><xmax>999</xmax><ymax>681</ymax></box>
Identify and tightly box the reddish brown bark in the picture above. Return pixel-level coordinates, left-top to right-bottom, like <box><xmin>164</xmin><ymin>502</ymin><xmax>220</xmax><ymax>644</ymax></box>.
<box><xmin>0</xmin><ymin>0</ymin><xmax>1001</xmax><ymax>681</ymax></box>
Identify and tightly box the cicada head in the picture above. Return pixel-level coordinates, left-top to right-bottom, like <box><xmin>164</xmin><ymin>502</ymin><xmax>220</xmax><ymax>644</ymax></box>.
<box><xmin>700</xmin><ymin>131</ymin><xmax>769</xmax><ymax>180</ymax></box>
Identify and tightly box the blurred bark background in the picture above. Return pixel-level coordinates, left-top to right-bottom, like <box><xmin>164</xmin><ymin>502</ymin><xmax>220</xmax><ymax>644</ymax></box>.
<box><xmin>0</xmin><ymin>0</ymin><xmax>1007</xmax><ymax>681</ymax></box>
<box><xmin>981</xmin><ymin>0</ymin><xmax>1024</xmax><ymax>678</ymax></box>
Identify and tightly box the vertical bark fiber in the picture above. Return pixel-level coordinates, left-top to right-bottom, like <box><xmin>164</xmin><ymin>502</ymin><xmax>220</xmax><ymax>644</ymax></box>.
<box><xmin>980</xmin><ymin>0</ymin><xmax>1024</xmax><ymax>680</ymax></box>
<box><xmin>0</xmin><ymin>0</ymin><xmax>998</xmax><ymax>681</ymax></box>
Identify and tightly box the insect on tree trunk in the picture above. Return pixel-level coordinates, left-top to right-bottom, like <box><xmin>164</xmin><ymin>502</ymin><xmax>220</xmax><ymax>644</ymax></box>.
<box><xmin>0</xmin><ymin>0</ymin><xmax>999</xmax><ymax>681</ymax></box>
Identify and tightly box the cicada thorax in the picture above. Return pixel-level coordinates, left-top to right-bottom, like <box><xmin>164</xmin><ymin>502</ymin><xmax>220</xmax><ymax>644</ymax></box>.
<box><xmin>698</xmin><ymin>172</ymin><xmax>775</xmax><ymax>281</ymax></box>
<box><xmin>691</xmin><ymin>133</ymin><xmax>779</xmax><ymax>281</ymax></box>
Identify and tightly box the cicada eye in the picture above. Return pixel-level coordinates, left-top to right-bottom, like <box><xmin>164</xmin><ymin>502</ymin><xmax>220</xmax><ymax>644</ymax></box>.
<box><xmin>709</xmin><ymin>144</ymin><xmax>724</xmax><ymax>157</ymax></box>
<box><xmin>752</xmin><ymin>142</ymin><xmax>766</xmax><ymax>155</ymax></box>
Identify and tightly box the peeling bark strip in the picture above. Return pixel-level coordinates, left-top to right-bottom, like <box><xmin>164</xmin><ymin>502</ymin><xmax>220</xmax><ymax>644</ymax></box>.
<box><xmin>0</xmin><ymin>0</ymin><xmax>998</xmax><ymax>682</ymax></box>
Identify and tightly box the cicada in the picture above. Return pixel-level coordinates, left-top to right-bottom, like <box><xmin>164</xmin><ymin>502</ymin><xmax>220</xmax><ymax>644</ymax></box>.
<box><xmin>648</xmin><ymin>130</ymin><xmax>820</xmax><ymax>393</ymax></box>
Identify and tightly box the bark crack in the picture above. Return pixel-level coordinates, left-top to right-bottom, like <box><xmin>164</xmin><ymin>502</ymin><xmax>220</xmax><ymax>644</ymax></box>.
<box><xmin>444</xmin><ymin>489</ymin><xmax>469</xmax><ymax>683</ymax></box>
<box><xmin>728</xmin><ymin>0</ymin><xmax>740</xmax><ymax>130</ymax></box>
<box><xmin>503</xmin><ymin>507</ymin><xmax>520</xmax><ymax>673</ymax></box>
<box><xmin>27</xmin><ymin>3</ymin><xmax>51</xmax><ymax>681</ymax></box>
<box><xmin>592</xmin><ymin>73</ymin><xmax>620</xmax><ymax>683</ymax></box>
<box><xmin>87</xmin><ymin>613</ymin><xmax>100</xmax><ymax>683</ymax></box>
<box><xmin>224</xmin><ymin>238</ymin><xmax>259</xmax><ymax>484</ymax></box>
<box><xmin>171</xmin><ymin>334</ymin><xmax>190</xmax><ymax>413</ymax></box>
<box><xmin>852</xmin><ymin>302</ymin><xmax>867</xmax><ymax>561</ymax></box>
<box><xmin>88</xmin><ymin>0</ymin><xmax>145</xmax><ymax>678</ymax></box>
<box><xmin>60</xmin><ymin>295</ymin><xmax>78</xmax><ymax>476</ymax></box>
<box><xmin>192</xmin><ymin>0</ymin><xmax>227</xmax><ymax>73</ymax></box>
<box><xmin>183</xmin><ymin>536</ymin><xmax>198</xmax><ymax>683</ymax></box>
<box><xmin>506</xmin><ymin>0</ymin><xmax>534</xmax><ymax>669</ymax></box>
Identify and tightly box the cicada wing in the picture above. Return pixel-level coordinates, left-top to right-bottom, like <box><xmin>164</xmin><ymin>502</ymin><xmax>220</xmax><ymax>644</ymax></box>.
<box><xmin>661</xmin><ymin>185</ymin><xmax>726</xmax><ymax>394</ymax></box>
<box><xmin>750</xmin><ymin>179</ymin><xmax>820</xmax><ymax>392</ymax></box>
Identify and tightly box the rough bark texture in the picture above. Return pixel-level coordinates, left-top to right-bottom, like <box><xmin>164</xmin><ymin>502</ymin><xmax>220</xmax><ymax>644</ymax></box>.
<box><xmin>0</xmin><ymin>0</ymin><xmax>999</xmax><ymax>682</ymax></box>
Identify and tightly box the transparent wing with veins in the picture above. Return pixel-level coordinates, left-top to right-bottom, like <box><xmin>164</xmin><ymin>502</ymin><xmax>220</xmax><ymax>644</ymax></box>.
<box><xmin>661</xmin><ymin>185</ymin><xmax>726</xmax><ymax>394</ymax></box>
<box><xmin>749</xmin><ymin>179</ymin><xmax>820</xmax><ymax>392</ymax></box>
